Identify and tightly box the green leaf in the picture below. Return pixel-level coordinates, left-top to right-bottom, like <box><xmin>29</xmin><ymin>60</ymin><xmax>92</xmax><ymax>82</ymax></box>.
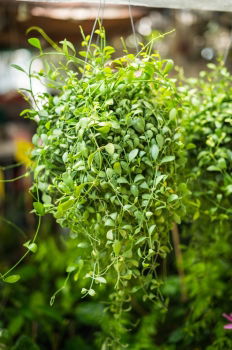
<box><xmin>122</xmin><ymin>270</ymin><xmax>132</xmax><ymax>280</ymax></box>
<box><xmin>207</xmin><ymin>165</ymin><xmax>221</xmax><ymax>172</ymax></box>
<box><xmin>74</xmin><ymin>183</ymin><xmax>85</xmax><ymax>197</ymax></box>
<box><xmin>134</xmin><ymin>174</ymin><xmax>145</xmax><ymax>183</ymax></box>
<box><xmin>156</xmin><ymin>134</ymin><xmax>164</xmax><ymax>148</ymax></box>
<box><xmin>169</xmin><ymin>108</ymin><xmax>177</xmax><ymax>120</ymax></box>
<box><xmin>148</xmin><ymin>224</ymin><xmax>156</xmax><ymax>235</ymax></box>
<box><xmin>57</xmin><ymin>198</ymin><xmax>75</xmax><ymax>212</ymax></box>
<box><xmin>113</xmin><ymin>162</ymin><xmax>121</xmax><ymax>175</ymax></box>
<box><xmin>226</xmin><ymin>185</ymin><xmax>232</xmax><ymax>194</ymax></box>
<box><xmin>88</xmin><ymin>153</ymin><xmax>94</xmax><ymax>168</ymax></box>
<box><xmin>140</xmin><ymin>181</ymin><xmax>149</xmax><ymax>189</ymax></box>
<box><xmin>88</xmin><ymin>289</ymin><xmax>96</xmax><ymax>296</ymax></box>
<box><xmin>60</xmin><ymin>39</ymin><xmax>76</xmax><ymax>54</ymax></box>
<box><xmin>23</xmin><ymin>241</ymin><xmax>37</xmax><ymax>253</ymax></box>
<box><xmin>168</xmin><ymin>194</ymin><xmax>179</xmax><ymax>203</ymax></box>
<box><xmin>62</xmin><ymin>152</ymin><xmax>69</xmax><ymax>163</ymax></box>
<box><xmin>28</xmin><ymin>37</ymin><xmax>42</xmax><ymax>51</ymax></box>
<box><xmin>135</xmin><ymin>236</ymin><xmax>147</xmax><ymax>245</ymax></box>
<box><xmin>106</xmin><ymin>168</ymin><xmax>114</xmax><ymax>178</ymax></box>
<box><xmin>154</xmin><ymin>174</ymin><xmax>166</xmax><ymax>186</ymax></box>
<box><xmin>63</xmin><ymin>173</ymin><xmax>73</xmax><ymax>187</ymax></box>
<box><xmin>129</xmin><ymin>149</ymin><xmax>139</xmax><ymax>162</ymax></box>
<box><xmin>131</xmin><ymin>184</ymin><xmax>139</xmax><ymax>197</ymax></box>
<box><xmin>106</xmin><ymin>230</ymin><xmax>114</xmax><ymax>240</ymax></box>
<box><xmin>132</xmin><ymin>117</ymin><xmax>145</xmax><ymax>133</ymax></box>
<box><xmin>77</xmin><ymin>242</ymin><xmax>89</xmax><ymax>248</ymax></box>
<box><xmin>110</xmin><ymin>213</ymin><xmax>117</xmax><ymax>221</ymax></box>
<box><xmin>217</xmin><ymin>158</ymin><xmax>227</xmax><ymax>170</ymax></box>
<box><xmin>81</xmin><ymin>288</ymin><xmax>88</xmax><ymax>294</ymax></box>
<box><xmin>95</xmin><ymin>276</ymin><xmax>107</xmax><ymax>284</ymax></box>
<box><xmin>117</xmin><ymin>177</ymin><xmax>128</xmax><ymax>184</ymax></box>
<box><xmin>42</xmin><ymin>194</ymin><xmax>52</xmax><ymax>204</ymax></box>
<box><xmin>20</xmin><ymin>109</ymin><xmax>36</xmax><ymax>117</ymax></box>
<box><xmin>163</xmin><ymin>59</ymin><xmax>174</xmax><ymax>74</ymax></box>
<box><xmin>66</xmin><ymin>265</ymin><xmax>76</xmax><ymax>273</ymax></box>
<box><xmin>113</xmin><ymin>240</ymin><xmax>121</xmax><ymax>256</ymax></box>
<box><xmin>105</xmin><ymin>98</ymin><xmax>114</xmax><ymax>106</ymax></box>
<box><xmin>98</xmin><ymin>125</ymin><xmax>111</xmax><ymax>134</ymax></box>
<box><xmin>79</xmin><ymin>51</ymin><xmax>89</xmax><ymax>58</ymax></box>
<box><xmin>104</xmin><ymin>218</ymin><xmax>115</xmax><ymax>226</ymax></box>
<box><xmin>150</xmin><ymin>144</ymin><xmax>159</xmax><ymax>160</ymax></box>
<box><xmin>33</xmin><ymin>202</ymin><xmax>45</xmax><ymax>216</ymax></box>
<box><xmin>160</xmin><ymin>156</ymin><xmax>175</xmax><ymax>164</ymax></box>
<box><xmin>105</xmin><ymin>143</ymin><xmax>115</xmax><ymax>155</ymax></box>
<box><xmin>11</xmin><ymin>64</ymin><xmax>27</xmax><ymax>74</ymax></box>
<box><xmin>4</xmin><ymin>275</ymin><xmax>21</xmax><ymax>284</ymax></box>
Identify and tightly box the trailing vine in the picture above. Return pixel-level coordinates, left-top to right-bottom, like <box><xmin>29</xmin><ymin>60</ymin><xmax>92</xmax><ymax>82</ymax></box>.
<box><xmin>4</xmin><ymin>26</ymin><xmax>189</xmax><ymax>346</ymax></box>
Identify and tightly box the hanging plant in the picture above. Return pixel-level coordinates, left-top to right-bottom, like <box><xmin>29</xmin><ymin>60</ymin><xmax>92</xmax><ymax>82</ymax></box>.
<box><xmin>179</xmin><ymin>62</ymin><xmax>232</xmax><ymax>341</ymax></box>
<box><xmin>181</xmin><ymin>61</ymin><xmax>232</xmax><ymax>222</ymax></box>
<box><xmin>12</xmin><ymin>26</ymin><xmax>187</xmax><ymax>342</ymax></box>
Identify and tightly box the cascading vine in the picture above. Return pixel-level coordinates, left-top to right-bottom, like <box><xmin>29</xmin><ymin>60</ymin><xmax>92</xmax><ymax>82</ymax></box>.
<box><xmin>15</xmin><ymin>26</ymin><xmax>188</xmax><ymax>346</ymax></box>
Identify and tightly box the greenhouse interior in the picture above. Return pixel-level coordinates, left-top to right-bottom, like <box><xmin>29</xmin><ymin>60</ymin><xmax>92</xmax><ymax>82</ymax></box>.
<box><xmin>1</xmin><ymin>1</ymin><xmax>232</xmax><ymax>349</ymax></box>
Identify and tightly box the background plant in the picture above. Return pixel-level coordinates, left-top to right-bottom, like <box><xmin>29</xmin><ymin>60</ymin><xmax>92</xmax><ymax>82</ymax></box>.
<box><xmin>176</xmin><ymin>61</ymin><xmax>232</xmax><ymax>349</ymax></box>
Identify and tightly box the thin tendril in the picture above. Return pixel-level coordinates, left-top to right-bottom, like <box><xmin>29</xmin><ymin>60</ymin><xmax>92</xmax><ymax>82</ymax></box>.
<box><xmin>0</xmin><ymin>216</ymin><xmax>27</xmax><ymax>238</ymax></box>
<box><xmin>50</xmin><ymin>272</ymin><xmax>71</xmax><ymax>306</ymax></box>
<box><xmin>0</xmin><ymin>162</ymin><xmax>23</xmax><ymax>171</ymax></box>
<box><xmin>0</xmin><ymin>216</ymin><xmax>41</xmax><ymax>280</ymax></box>
<box><xmin>0</xmin><ymin>172</ymin><xmax>29</xmax><ymax>183</ymax></box>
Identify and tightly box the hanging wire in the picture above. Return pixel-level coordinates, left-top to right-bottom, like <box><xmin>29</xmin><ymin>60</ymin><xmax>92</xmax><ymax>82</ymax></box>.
<box><xmin>82</xmin><ymin>0</ymin><xmax>103</xmax><ymax>77</ymax></box>
<box><xmin>96</xmin><ymin>0</ymin><xmax>106</xmax><ymax>47</ymax></box>
<box><xmin>128</xmin><ymin>0</ymin><xmax>139</xmax><ymax>53</ymax></box>
<box><xmin>83</xmin><ymin>0</ymin><xmax>138</xmax><ymax>74</ymax></box>
<box><xmin>100</xmin><ymin>0</ymin><xmax>106</xmax><ymax>27</ymax></box>
<box><xmin>224</xmin><ymin>27</ymin><xmax>232</xmax><ymax>64</ymax></box>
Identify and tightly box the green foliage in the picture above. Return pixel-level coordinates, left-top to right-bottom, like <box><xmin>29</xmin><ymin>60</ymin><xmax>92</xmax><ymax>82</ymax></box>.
<box><xmin>4</xmin><ymin>275</ymin><xmax>21</xmax><ymax>284</ymax></box>
<box><xmin>0</xmin><ymin>218</ymin><xmax>109</xmax><ymax>350</ymax></box>
<box><xmin>11</xmin><ymin>336</ymin><xmax>40</xmax><ymax>350</ymax></box>
<box><xmin>181</xmin><ymin>61</ymin><xmax>232</xmax><ymax>221</ymax></box>
<box><xmin>178</xmin><ymin>61</ymin><xmax>232</xmax><ymax>349</ymax></box>
<box><xmin>21</xmin><ymin>25</ymin><xmax>186</xmax><ymax>342</ymax></box>
<box><xmin>3</xmin><ymin>26</ymin><xmax>232</xmax><ymax>350</ymax></box>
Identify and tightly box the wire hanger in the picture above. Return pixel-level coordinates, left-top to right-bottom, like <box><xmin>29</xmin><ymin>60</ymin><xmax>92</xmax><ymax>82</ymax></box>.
<box><xmin>129</xmin><ymin>0</ymin><xmax>139</xmax><ymax>53</ymax></box>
